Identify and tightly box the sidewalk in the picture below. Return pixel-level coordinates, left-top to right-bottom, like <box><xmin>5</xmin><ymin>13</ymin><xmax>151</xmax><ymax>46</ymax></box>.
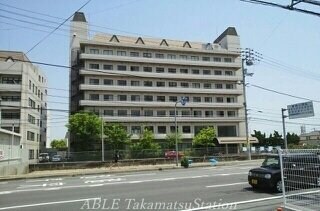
<box><xmin>0</xmin><ymin>159</ymin><xmax>262</xmax><ymax>181</ymax></box>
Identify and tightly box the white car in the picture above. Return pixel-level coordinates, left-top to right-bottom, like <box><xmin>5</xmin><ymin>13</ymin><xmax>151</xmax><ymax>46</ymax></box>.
<box><xmin>51</xmin><ymin>155</ymin><xmax>63</xmax><ymax>162</ymax></box>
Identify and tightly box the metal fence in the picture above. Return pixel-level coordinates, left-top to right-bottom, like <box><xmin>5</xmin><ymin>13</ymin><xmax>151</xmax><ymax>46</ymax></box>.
<box><xmin>279</xmin><ymin>149</ymin><xmax>320</xmax><ymax>211</ymax></box>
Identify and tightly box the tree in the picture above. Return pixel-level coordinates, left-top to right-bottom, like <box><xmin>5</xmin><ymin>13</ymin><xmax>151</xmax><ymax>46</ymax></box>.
<box><xmin>192</xmin><ymin>127</ymin><xmax>216</xmax><ymax>154</ymax></box>
<box><xmin>104</xmin><ymin>123</ymin><xmax>131</xmax><ymax>150</ymax></box>
<box><xmin>67</xmin><ymin>112</ymin><xmax>102</xmax><ymax>150</ymax></box>
<box><xmin>165</xmin><ymin>132</ymin><xmax>182</xmax><ymax>149</ymax></box>
<box><xmin>252</xmin><ymin>130</ymin><xmax>267</xmax><ymax>146</ymax></box>
<box><xmin>130</xmin><ymin>129</ymin><xmax>161</xmax><ymax>158</ymax></box>
<box><xmin>287</xmin><ymin>132</ymin><xmax>300</xmax><ymax>145</ymax></box>
<box><xmin>51</xmin><ymin>139</ymin><xmax>67</xmax><ymax>150</ymax></box>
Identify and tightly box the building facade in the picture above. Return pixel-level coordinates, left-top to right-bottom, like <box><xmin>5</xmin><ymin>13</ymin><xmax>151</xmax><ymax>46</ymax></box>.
<box><xmin>70</xmin><ymin>12</ymin><xmax>257</xmax><ymax>152</ymax></box>
<box><xmin>0</xmin><ymin>51</ymin><xmax>48</xmax><ymax>163</ymax></box>
<box><xmin>300</xmin><ymin>130</ymin><xmax>320</xmax><ymax>146</ymax></box>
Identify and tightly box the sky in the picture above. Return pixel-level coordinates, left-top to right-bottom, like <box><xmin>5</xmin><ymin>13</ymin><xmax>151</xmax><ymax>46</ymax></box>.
<box><xmin>0</xmin><ymin>0</ymin><xmax>320</xmax><ymax>140</ymax></box>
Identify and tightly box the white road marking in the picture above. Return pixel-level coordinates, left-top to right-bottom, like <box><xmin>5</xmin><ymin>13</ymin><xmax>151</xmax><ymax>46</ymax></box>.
<box><xmin>181</xmin><ymin>196</ymin><xmax>283</xmax><ymax>211</ymax></box>
<box><xmin>18</xmin><ymin>182</ymin><xmax>64</xmax><ymax>189</ymax></box>
<box><xmin>89</xmin><ymin>184</ymin><xmax>104</xmax><ymax>187</ymax></box>
<box><xmin>0</xmin><ymin>182</ymin><xmax>8</xmax><ymax>185</ymax></box>
<box><xmin>80</xmin><ymin>175</ymin><xmax>111</xmax><ymax>179</ymax></box>
<box><xmin>80</xmin><ymin>173</ymin><xmax>155</xmax><ymax>179</ymax></box>
<box><xmin>84</xmin><ymin>178</ymin><xmax>123</xmax><ymax>184</ymax></box>
<box><xmin>0</xmin><ymin>197</ymin><xmax>101</xmax><ymax>210</ymax></box>
<box><xmin>0</xmin><ymin>191</ymin><xmax>12</xmax><ymax>195</ymax></box>
<box><xmin>206</xmin><ymin>182</ymin><xmax>248</xmax><ymax>188</ymax></box>
<box><xmin>26</xmin><ymin>178</ymin><xmax>63</xmax><ymax>183</ymax></box>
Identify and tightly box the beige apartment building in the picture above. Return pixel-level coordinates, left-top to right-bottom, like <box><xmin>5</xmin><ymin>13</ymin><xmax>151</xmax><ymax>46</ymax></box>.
<box><xmin>70</xmin><ymin>12</ymin><xmax>257</xmax><ymax>152</ymax></box>
<box><xmin>0</xmin><ymin>51</ymin><xmax>47</xmax><ymax>163</ymax></box>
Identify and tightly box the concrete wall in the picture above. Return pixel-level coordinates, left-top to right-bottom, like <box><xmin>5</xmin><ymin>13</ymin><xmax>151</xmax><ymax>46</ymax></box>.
<box><xmin>0</xmin><ymin>129</ymin><xmax>28</xmax><ymax>177</ymax></box>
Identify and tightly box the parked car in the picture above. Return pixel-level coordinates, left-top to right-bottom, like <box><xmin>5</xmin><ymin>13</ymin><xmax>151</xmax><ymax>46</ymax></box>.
<box><xmin>164</xmin><ymin>150</ymin><xmax>184</xmax><ymax>159</ymax></box>
<box><xmin>51</xmin><ymin>155</ymin><xmax>63</xmax><ymax>162</ymax></box>
<box><xmin>248</xmin><ymin>153</ymin><xmax>320</xmax><ymax>193</ymax></box>
<box><xmin>39</xmin><ymin>153</ymin><xmax>50</xmax><ymax>163</ymax></box>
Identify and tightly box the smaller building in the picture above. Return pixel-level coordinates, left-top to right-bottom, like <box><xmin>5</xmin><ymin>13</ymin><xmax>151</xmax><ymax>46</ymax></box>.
<box><xmin>299</xmin><ymin>130</ymin><xmax>320</xmax><ymax>146</ymax></box>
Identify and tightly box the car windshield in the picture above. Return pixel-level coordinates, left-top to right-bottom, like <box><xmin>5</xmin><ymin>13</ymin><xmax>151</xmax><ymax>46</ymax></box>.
<box><xmin>262</xmin><ymin>156</ymin><xmax>279</xmax><ymax>168</ymax></box>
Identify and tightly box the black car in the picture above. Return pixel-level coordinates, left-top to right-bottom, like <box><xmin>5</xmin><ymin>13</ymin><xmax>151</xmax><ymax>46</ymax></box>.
<box><xmin>248</xmin><ymin>153</ymin><xmax>320</xmax><ymax>193</ymax></box>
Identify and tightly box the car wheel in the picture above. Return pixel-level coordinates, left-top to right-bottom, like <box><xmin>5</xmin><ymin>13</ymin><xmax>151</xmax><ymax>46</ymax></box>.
<box><xmin>274</xmin><ymin>180</ymin><xmax>283</xmax><ymax>193</ymax></box>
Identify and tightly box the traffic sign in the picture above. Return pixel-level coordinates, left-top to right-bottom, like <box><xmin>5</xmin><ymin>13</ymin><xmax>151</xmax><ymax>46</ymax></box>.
<box><xmin>287</xmin><ymin>101</ymin><xmax>314</xmax><ymax>119</ymax></box>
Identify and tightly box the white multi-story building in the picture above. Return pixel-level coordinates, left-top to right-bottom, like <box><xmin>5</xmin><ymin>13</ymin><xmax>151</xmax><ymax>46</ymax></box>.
<box><xmin>0</xmin><ymin>51</ymin><xmax>47</xmax><ymax>163</ymax></box>
<box><xmin>70</xmin><ymin>12</ymin><xmax>257</xmax><ymax>152</ymax></box>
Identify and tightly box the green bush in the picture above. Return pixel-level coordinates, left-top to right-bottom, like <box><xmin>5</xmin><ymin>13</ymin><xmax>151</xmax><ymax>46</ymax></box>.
<box><xmin>181</xmin><ymin>157</ymin><xmax>189</xmax><ymax>168</ymax></box>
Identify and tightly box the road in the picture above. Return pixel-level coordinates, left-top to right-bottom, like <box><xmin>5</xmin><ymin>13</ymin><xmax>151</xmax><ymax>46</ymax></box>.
<box><xmin>0</xmin><ymin>161</ymin><xmax>284</xmax><ymax>211</ymax></box>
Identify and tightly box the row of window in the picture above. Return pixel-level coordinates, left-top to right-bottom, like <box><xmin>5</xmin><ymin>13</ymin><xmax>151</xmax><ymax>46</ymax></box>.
<box><xmin>92</xmin><ymin>109</ymin><xmax>237</xmax><ymax>118</ymax></box>
<box><xmin>88</xmin><ymin>48</ymin><xmax>235</xmax><ymax>63</ymax></box>
<box><xmin>29</xmin><ymin>80</ymin><xmax>46</xmax><ymax>100</ymax></box>
<box><xmin>0</xmin><ymin>96</ymin><xmax>21</xmax><ymax>102</ymax></box>
<box><xmin>29</xmin><ymin>98</ymin><xmax>45</xmax><ymax>114</ymax></box>
<box><xmin>88</xmin><ymin>94</ymin><xmax>236</xmax><ymax>103</ymax></box>
<box><xmin>88</xmin><ymin>63</ymin><xmax>236</xmax><ymax>76</ymax></box>
<box><xmin>1</xmin><ymin>76</ymin><xmax>22</xmax><ymax>84</ymax></box>
<box><xmin>1</xmin><ymin>112</ymin><xmax>20</xmax><ymax>119</ymax></box>
<box><xmin>27</xmin><ymin>114</ymin><xmax>43</xmax><ymax>127</ymax></box>
<box><xmin>89</xmin><ymin>79</ymin><xmax>236</xmax><ymax>90</ymax></box>
<box><xmin>27</xmin><ymin>131</ymin><xmax>42</xmax><ymax>142</ymax></box>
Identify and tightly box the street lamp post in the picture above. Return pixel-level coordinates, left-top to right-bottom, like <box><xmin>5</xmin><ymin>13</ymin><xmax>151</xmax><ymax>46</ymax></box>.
<box><xmin>174</xmin><ymin>97</ymin><xmax>187</xmax><ymax>166</ymax></box>
<box><xmin>101</xmin><ymin>115</ymin><xmax>104</xmax><ymax>162</ymax></box>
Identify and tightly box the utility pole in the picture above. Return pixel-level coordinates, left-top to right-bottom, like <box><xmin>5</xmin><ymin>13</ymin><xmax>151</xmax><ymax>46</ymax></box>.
<box><xmin>101</xmin><ymin>115</ymin><xmax>104</xmax><ymax>162</ymax></box>
<box><xmin>281</xmin><ymin>108</ymin><xmax>288</xmax><ymax>149</ymax></box>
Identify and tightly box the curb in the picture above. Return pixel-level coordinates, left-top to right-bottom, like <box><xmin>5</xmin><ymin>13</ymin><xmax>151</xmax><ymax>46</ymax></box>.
<box><xmin>0</xmin><ymin>159</ymin><xmax>262</xmax><ymax>182</ymax></box>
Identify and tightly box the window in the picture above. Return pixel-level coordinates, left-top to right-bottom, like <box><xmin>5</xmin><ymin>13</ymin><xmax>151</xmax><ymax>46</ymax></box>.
<box><xmin>170</xmin><ymin>126</ymin><xmax>176</xmax><ymax>133</ymax></box>
<box><xmin>27</xmin><ymin>131</ymin><xmax>35</xmax><ymax>141</ymax></box>
<box><xmin>156</xmin><ymin>81</ymin><xmax>165</xmax><ymax>87</ymax></box>
<box><xmin>29</xmin><ymin>149</ymin><xmax>34</xmax><ymax>160</ymax></box>
<box><xmin>204</xmin><ymin>83</ymin><xmax>212</xmax><ymax>89</ymax></box>
<box><xmin>130</xmin><ymin>66</ymin><xmax>139</xmax><ymax>71</ymax></box>
<box><xmin>182</xmin><ymin>126</ymin><xmax>191</xmax><ymax>133</ymax></box>
<box><xmin>216</xmin><ymin>97</ymin><xmax>224</xmax><ymax>103</ymax></box>
<box><xmin>131</xmin><ymin>95</ymin><xmax>140</xmax><ymax>101</ymax></box>
<box><xmin>118</xmin><ymin>110</ymin><xmax>127</xmax><ymax>116</ymax></box>
<box><xmin>205</xmin><ymin>97</ymin><xmax>212</xmax><ymax>103</ymax></box>
<box><xmin>181</xmin><ymin>82</ymin><xmax>189</xmax><ymax>88</ymax></box>
<box><xmin>144</xmin><ymin>110</ymin><xmax>153</xmax><ymax>116</ymax></box>
<box><xmin>168</xmin><ymin>68</ymin><xmax>176</xmax><ymax>73</ymax></box>
<box><xmin>191</xmin><ymin>56</ymin><xmax>199</xmax><ymax>61</ymax></box>
<box><xmin>104</xmin><ymin>79</ymin><xmax>113</xmax><ymax>85</ymax></box>
<box><xmin>1</xmin><ymin>112</ymin><xmax>20</xmax><ymax>119</ymax></box>
<box><xmin>169</xmin><ymin>96</ymin><xmax>177</xmax><ymax>102</ymax></box>
<box><xmin>193</xmin><ymin>97</ymin><xmax>201</xmax><ymax>102</ymax></box>
<box><xmin>28</xmin><ymin>114</ymin><xmax>35</xmax><ymax>124</ymax></box>
<box><xmin>29</xmin><ymin>98</ymin><xmax>35</xmax><ymax>108</ymax></box>
<box><xmin>156</xmin><ymin>67</ymin><xmax>164</xmax><ymax>73</ymax></box>
<box><xmin>228</xmin><ymin>111</ymin><xmax>236</xmax><ymax>117</ymax></box>
<box><xmin>131</xmin><ymin>126</ymin><xmax>141</xmax><ymax>134</ymax></box>
<box><xmin>29</xmin><ymin>80</ymin><xmax>32</xmax><ymax>89</ymax></box>
<box><xmin>227</xmin><ymin>97</ymin><xmax>235</xmax><ymax>103</ymax></box>
<box><xmin>225</xmin><ymin>71</ymin><xmax>233</xmax><ymax>76</ymax></box>
<box><xmin>167</xmin><ymin>54</ymin><xmax>176</xmax><ymax>59</ymax></box>
<box><xmin>104</xmin><ymin>110</ymin><xmax>113</xmax><ymax>116</ymax></box>
<box><xmin>192</xmin><ymin>83</ymin><xmax>200</xmax><ymax>88</ymax></box>
<box><xmin>155</xmin><ymin>53</ymin><xmax>164</xmax><ymax>59</ymax></box>
<box><xmin>203</xmin><ymin>69</ymin><xmax>211</xmax><ymax>75</ymax></box>
<box><xmin>226</xmin><ymin>84</ymin><xmax>234</xmax><ymax>89</ymax></box>
<box><xmin>104</xmin><ymin>95</ymin><xmax>113</xmax><ymax>101</ymax></box>
<box><xmin>215</xmin><ymin>84</ymin><xmax>223</xmax><ymax>89</ymax></box>
<box><xmin>218</xmin><ymin>126</ymin><xmax>237</xmax><ymax>137</ymax></box>
<box><xmin>224</xmin><ymin>58</ymin><xmax>232</xmax><ymax>63</ymax></box>
<box><xmin>193</xmin><ymin>110</ymin><xmax>202</xmax><ymax>117</ymax></box>
<box><xmin>144</xmin><ymin>81</ymin><xmax>153</xmax><ymax>87</ymax></box>
<box><xmin>158</xmin><ymin>126</ymin><xmax>166</xmax><ymax>134</ymax></box>
<box><xmin>118</xmin><ymin>95</ymin><xmax>127</xmax><ymax>101</ymax></box>
<box><xmin>143</xmin><ymin>52</ymin><xmax>152</xmax><ymax>58</ymax></box>
<box><xmin>2</xmin><ymin>76</ymin><xmax>22</xmax><ymax>84</ymax></box>
<box><xmin>181</xmin><ymin>110</ymin><xmax>190</xmax><ymax>116</ymax></box>
<box><xmin>192</xmin><ymin>69</ymin><xmax>200</xmax><ymax>74</ymax></box>
<box><xmin>214</xmin><ymin>57</ymin><xmax>221</xmax><ymax>62</ymax></box>
<box><xmin>143</xmin><ymin>67</ymin><xmax>152</xmax><ymax>72</ymax></box>
<box><xmin>117</xmin><ymin>80</ymin><xmax>127</xmax><ymax>86</ymax></box>
<box><xmin>103</xmin><ymin>65</ymin><xmax>113</xmax><ymax>70</ymax></box>
<box><xmin>103</xmin><ymin>50</ymin><xmax>113</xmax><ymax>55</ymax></box>
<box><xmin>169</xmin><ymin>82</ymin><xmax>177</xmax><ymax>87</ymax></box>
<box><xmin>157</xmin><ymin>96</ymin><xmax>165</xmax><ymax>102</ymax></box>
<box><xmin>180</xmin><ymin>55</ymin><xmax>187</xmax><ymax>60</ymax></box>
<box><xmin>216</xmin><ymin>111</ymin><xmax>225</xmax><ymax>117</ymax></box>
<box><xmin>117</xmin><ymin>51</ymin><xmax>126</xmax><ymax>56</ymax></box>
<box><xmin>205</xmin><ymin>111</ymin><xmax>214</xmax><ymax>117</ymax></box>
<box><xmin>131</xmin><ymin>80</ymin><xmax>140</xmax><ymax>86</ymax></box>
<box><xmin>169</xmin><ymin>110</ymin><xmax>178</xmax><ymax>117</ymax></box>
<box><xmin>157</xmin><ymin>110</ymin><xmax>166</xmax><ymax>116</ymax></box>
<box><xmin>1</xmin><ymin>96</ymin><xmax>20</xmax><ymax>101</ymax></box>
<box><xmin>144</xmin><ymin>95</ymin><xmax>153</xmax><ymax>101</ymax></box>
<box><xmin>90</xmin><ymin>49</ymin><xmax>99</xmax><ymax>54</ymax></box>
<box><xmin>214</xmin><ymin>70</ymin><xmax>222</xmax><ymax>75</ymax></box>
<box><xmin>130</xmin><ymin>52</ymin><xmax>139</xmax><ymax>57</ymax></box>
<box><xmin>90</xmin><ymin>94</ymin><xmax>99</xmax><ymax>101</ymax></box>
<box><xmin>202</xmin><ymin>56</ymin><xmax>210</xmax><ymax>61</ymax></box>
<box><xmin>89</xmin><ymin>79</ymin><xmax>99</xmax><ymax>85</ymax></box>
<box><xmin>89</xmin><ymin>64</ymin><xmax>99</xmax><ymax>69</ymax></box>
<box><xmin>145</xmin><ymin>126</ymin><xmax>154</xmax><ymax>132</ymax></box>
<box><xmin>131</xmin><ymin>110</ymin><xmax>140</xmax><ymax>116</ymax></box>
<box><xmin>180</xmin><ymin>69</ymin><xmax>188</xmax><ymax>74</ymax></box>
<box><xmin>117</xmin><ymin>65</ymin><xmax>127</xmax><ymax>71</ymax></box>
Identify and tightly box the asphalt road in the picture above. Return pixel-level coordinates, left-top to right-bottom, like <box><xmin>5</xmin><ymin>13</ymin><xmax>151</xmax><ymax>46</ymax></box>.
<box><xmin>0</xmin><ymin>161</ymin><xmax>284</xmax><ymax>211</ymax></box>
